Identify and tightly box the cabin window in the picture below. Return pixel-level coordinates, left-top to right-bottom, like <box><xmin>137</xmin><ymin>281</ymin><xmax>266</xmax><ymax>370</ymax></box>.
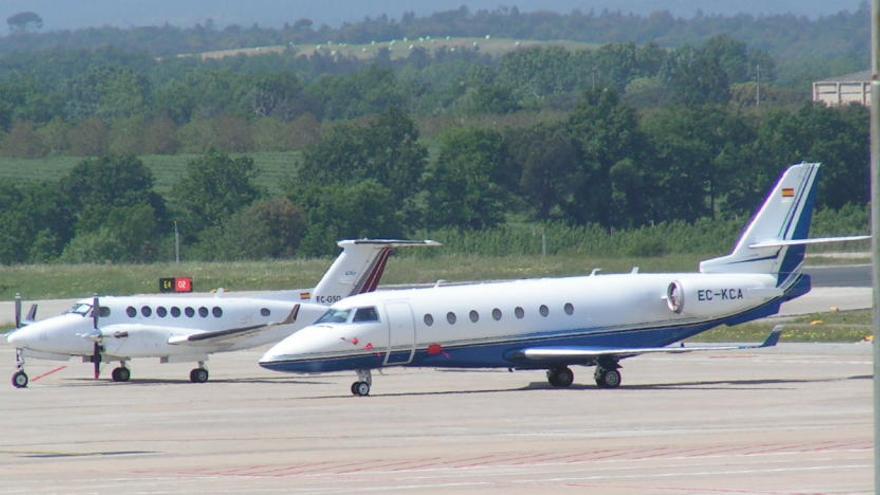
<box><xmin>492</xmin><ymin>308</ymin><xmax>502</xmax><ymax>320</ymax></box>
<box><xmin>424</xmin><ymin>314</ymin><xmax>434</xmax><ymax>326</ymax></box>
<box><xmin>212</xmin><ymin>307</ymin><xmax>223</xmax><ymax>318</ymax></box>
<box><xmin>171</xmin><ymin>307</ymin><xmax>181</xmax><ymax>317</ymax></box>
<box><xmin>564</xmin><ymin>303</ymin><xmax>574</xmax><ymax>315</ymax></box>
<box><xmin>98</xmin><ymin>306</ymin><xmax>111</xmax><ymax>317</ymax></box>
<box><xmin>141</xmin><ymin>306</ymin><xmax>152</xmax><ymax>317</ymax></box>
<box><xmin>260</xmin><ymin>308</ymin><xmax>271</xmax><ymax>317</ymax></box>
<box><xmin>539</xmin><ymin>305</ymin><xmax>549</xmax><ymax>317</ymax></box>
<box><xmin>156</xmin><ymin>306</ymin><xmax>167</xmax><ymax>318</ymax></box>
<box><xmin>446</xmin><ymin>312</ymin><xmax>457</xmax><ymax>324</ymax></box>
<box><xmin>198</xmin><ymin>307</ymin><xmax>209</xmax><ymax>318</ymax></box>
<box><xmin>469</xmin><ymin>310</ymin><xmax>479</xmax><ymax>323</ymax></box>
<box><xmin>126</xmin><ymin>306</ymin><xmax>136</xmax><ymax>318</ymax></box>
<box><xmin>515</xmin><ymin>307</ymin><xmax>525</xmax><ymax>319</ymax></box>
<box><xmin>185</xmin><ymin>307</ymin><xmax>195</xmax><ymax>318</ymax></box>
<box><xmin>353</xmin><ymin>307</ymin><xmax>379</xmax><ymax>323</ymax></box>
<box><xmin>317</xmin><ymin>308</ymin><xmax>351</xmax><ymax>324</ymax></box>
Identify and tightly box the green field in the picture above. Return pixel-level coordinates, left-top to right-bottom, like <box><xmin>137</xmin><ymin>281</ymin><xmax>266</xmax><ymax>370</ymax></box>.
<box><xmin>185</xmin><ymin>37</ymin><xmax>600</xmax><ymax>62</ymax></box>
<box><xmin>0</xmin><ymin>151</ymin><xmax>301</xmax><ymax>195</ymax></box>
<box><xmin>693</xmin><ymin>309</ymin><xmax>873</xmax><ymax>343</ymax></box>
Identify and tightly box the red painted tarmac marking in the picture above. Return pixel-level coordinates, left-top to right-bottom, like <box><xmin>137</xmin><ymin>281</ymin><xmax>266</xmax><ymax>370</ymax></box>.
<box><xmin>445</xmin><ymin>453</ymin><xmax>510</xmax><ymax>469</ymax></box>
<box><xmin>261</xmin><ymin>461</ymin><xmax>339</xmax><ymax>477</ymax></box>
<box><xmin>387</xmin><ymin>456</ymin><xmax>446</xmax><ymax>471</ymax></box>
<box><xmin>31</xmin><ymin>366</ymin><xmax>66</xmax><ymax>382</ymax></box>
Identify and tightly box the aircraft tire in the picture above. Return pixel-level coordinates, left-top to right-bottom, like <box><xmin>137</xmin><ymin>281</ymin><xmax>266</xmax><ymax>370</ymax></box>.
<box><xmin>112</xmin><ymin>367</ymin><xmax>130</xmax><ymax>382</ymax></box>
<box><xmin>595</xmin><ymin>368</ymin><xmax>621</xmax><ymax>389</ymax></box>
<box><xmin>352</xmin><ymin>381</ymin><xmax>370</xmax><ymax>396</ymax></box>
<box><xmin>547</xmin><ymin>367</ymin><xmax>574</xmax><ymax>387</ymax></box>
<box><xmin>12</xmin><ymin>370</ymin><xmax>28</xmax><ymax>388</ymax></box>
<box><xmin>189</xmin><ymin>368</ymin><xmax>209</xmax><ymax>383</ymax></box>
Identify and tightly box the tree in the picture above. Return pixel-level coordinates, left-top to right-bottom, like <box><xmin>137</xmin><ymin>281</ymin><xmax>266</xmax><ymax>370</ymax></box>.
<box><xmin>298</xmin><ymin>180</ymin><xmax>402</xmax><ymax>256</ymax></box>
<box><xmin>417</xmin><ymin>128</ymin><xmax>512</xmax><ymax>229</ymax></box>
<box><xmin>170</xmin><ymin>151</ymin><xmax>260</xmax><ymax>239</ymax></box>
<box><xmin>565</xmin><ymin>89</ymin><xmax>648</xmax><ymax>226</ymax></box>
<box><xmin>59</xmin><ymin>155</ymin><xmax>167</xmax><ymax>236</ymax></box>
<box><xmin>1</xmin><ymin>121</ymin><xmax>47</xmax><ymax>158</ymax></box>
<box><xmin>297</xmin><ymin>108</ymin><xmax>426</xmax><ymax>203</ymax></box>
<box><xmin>659</xmin><ymin>45</ymin><xmax>730</xmax><ymax>106</ymax></box>
<box><xmin>510</xmin><ymin>122</ymin><xmax>580</xmax><ymax>220</ymax></box>
<box><xmin>6</xmin><ymin>12</ymin><xmax>42</xmax><ymax>34</ymax></box>
<box><xmin>192</xmin><ymin>198</ymin><xmax>306</xmax><ymax>260</ymax></box>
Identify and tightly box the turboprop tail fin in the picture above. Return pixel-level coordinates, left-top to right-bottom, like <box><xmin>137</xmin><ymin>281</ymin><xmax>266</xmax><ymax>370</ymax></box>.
<box><xmin>311</xmin><ymin>239</ymin><xmax>441</xmax><ymax>304</ymax></box>
<box><xmin>699</xmin><ymin>163</ymin><xmax>868</xmax><ymax>288</ymax></box>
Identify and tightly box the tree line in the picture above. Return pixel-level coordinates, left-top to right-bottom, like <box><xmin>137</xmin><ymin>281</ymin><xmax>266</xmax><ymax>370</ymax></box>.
<box><xmin>0</xmin><ymin>35</ymin><xmax>804</xmax><ymax>158</ymax></box>
<box><xmin>0</xmin><ymin>91</ymin><xmax>867</xmax><ymax>264</ymax></box>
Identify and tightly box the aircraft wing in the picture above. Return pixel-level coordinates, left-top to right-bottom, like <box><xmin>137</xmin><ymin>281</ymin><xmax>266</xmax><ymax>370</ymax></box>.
<box><xmin>167</xmin><ymin>305</ymin><xmax>300</xmax><ymax>346</ymax></box>
<box><xmin>509</xmin><ymin>327</ymin><xmax>782</xmax><ymax>363</ymax></box>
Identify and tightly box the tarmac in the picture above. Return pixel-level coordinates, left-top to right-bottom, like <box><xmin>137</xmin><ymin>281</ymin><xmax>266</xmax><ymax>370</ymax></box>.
<box><xmin>0</xmin><ymin>342</ymin><xmax>871</xmax><ymax>494</ymax></box>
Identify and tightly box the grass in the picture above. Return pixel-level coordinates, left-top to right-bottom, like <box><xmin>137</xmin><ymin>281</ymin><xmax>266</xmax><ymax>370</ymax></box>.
<box><xmin>0</xmin><ymin>253</ymin><xmax>705</xmax><ymax>300</ymax></box>
<box><xmin>692</xmin><ymin>309</ymin><xmax>873</xmax><ymax>343</ymax></box>
<box><xmin>0</xmin><ymin>151</ymin><xmax>301</xmax><ymax>195</ymax></box>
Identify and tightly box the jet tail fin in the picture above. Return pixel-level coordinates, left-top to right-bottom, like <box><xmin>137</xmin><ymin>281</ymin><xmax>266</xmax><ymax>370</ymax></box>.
<box><xmin>700</xmin><ymin>163</ymin><xmax>865</xmax><ymax>288</ymax></box>
<box><xmin>311</xmin><ymin>239</ymin><xmax>440</xmax><ymax>304</ymax></box>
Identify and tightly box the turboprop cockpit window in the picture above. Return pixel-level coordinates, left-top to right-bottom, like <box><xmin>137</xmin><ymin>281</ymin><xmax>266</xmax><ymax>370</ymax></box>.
<box><xmin>317</xmin><ymin>308</ymin><xmax>352</xmax><ymax>324</ymax></box>
<box><xmin>67</xmin><ymin>303</ymin><xmax>91</xmax><ymax>315</ymax></box>
<box><xmin>352</xmin><ymin>307</ymin><xmax>379</xmax><ymax>323</ymax></box>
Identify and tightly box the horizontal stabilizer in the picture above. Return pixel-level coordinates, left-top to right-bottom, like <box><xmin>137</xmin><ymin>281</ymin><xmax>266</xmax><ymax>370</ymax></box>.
<box><xmin>748</xmin><ymin>235</ymin><xmax>869</xmax><ymax>249</ymax></box>
<box><xmin>510</xmin><ymin>327</ymin><xmax>783</xmax><ymax>363</ymax></box>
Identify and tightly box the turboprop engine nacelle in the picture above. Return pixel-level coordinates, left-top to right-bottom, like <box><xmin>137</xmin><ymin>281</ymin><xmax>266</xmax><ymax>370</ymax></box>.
<box><xmin>665</xmin><ymin>274</ymin><xmax>779</xmax><ymax>318</ymax></box>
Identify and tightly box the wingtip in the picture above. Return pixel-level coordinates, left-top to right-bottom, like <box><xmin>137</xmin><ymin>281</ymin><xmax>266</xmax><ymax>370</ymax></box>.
<box><xmin>761</xmin><ymin>326</ymin><xmax>784</xmax><ymax>347</ymax></box>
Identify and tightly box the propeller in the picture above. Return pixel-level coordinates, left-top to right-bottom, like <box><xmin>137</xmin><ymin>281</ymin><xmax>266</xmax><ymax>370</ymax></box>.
<box><xmin>14</xmin><ymin>293</ymin><xmax>21</xmax><ymax>329</ymax></box>
<box><xmin>90</xmin><ymin>294</ymin><xmax>102</xmax><ymax>380</ymax></box>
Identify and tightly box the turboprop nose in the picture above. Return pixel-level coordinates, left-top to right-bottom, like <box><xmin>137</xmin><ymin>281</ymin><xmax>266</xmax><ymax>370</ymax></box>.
<box><xmin>6</xmin><ymin>328</ymin><xmax>32</xmax><ymax>346</ymax></box>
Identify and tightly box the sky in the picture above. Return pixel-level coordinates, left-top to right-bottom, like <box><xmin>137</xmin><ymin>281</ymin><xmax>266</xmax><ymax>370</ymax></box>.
<box><xmin>0</xmin><ymin>0</ymin><xmax>867</xmax><ymax>32</ymax></box>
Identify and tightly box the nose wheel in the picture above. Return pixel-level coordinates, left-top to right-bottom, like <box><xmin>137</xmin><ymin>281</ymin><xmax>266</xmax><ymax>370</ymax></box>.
<box><xmin>351</xmin><ymin>369</ymin><xmax>372</xmax><ymax>396</ymax></box>
<box><xmin>12</xmin><ymin>370</ymin><xmax>28</xmax><ymax>388</ymax></box>
<box><xmin>11</xmin><ymin>349</ymin><xmax>27</xmax><ymax>388</ymax></box>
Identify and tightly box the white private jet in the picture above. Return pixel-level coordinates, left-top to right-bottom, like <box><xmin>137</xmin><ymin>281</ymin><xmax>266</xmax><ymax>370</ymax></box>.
<box><xmin>259</xmin><ymin>163</ymin><xmax>868</xmax><ymax>395</ymax></box>
<box><xmin>6</xmin><ymin>239</ymin><xmax>439</xmax><ymax>387</ymax></box>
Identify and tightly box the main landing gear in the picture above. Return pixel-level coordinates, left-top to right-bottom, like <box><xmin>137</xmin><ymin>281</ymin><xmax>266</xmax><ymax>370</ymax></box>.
<box><xmin>11</xmin><ymin>349</ymin><xmax>27</xmax><ymax>388</ymax></box>
<box><xmin>351</xmin><ymin>369</ymin><xmax>371</xmax><ymax>396</ymax></box>
<box><xmin>594</xmin><ymin>366</ymin><xmax>622</xmax><ymax>389</ymax></box>
<box><xmin>111</xmin><ymin>362</ymin><xmax>131</xmax><ymax>382</ymax></box>
<box><xmin>547</xmin><ymin>366</ymin><xmax>574</xmax><ymax>387</ymax></box>
<box><xmin>189</xmin><ymin>362</ymin><xmax>209</xmax><ymax>383</ymax></box>
<box><xmin>545</xmin><ymin>363</ymin><xmax>623</xmax><ymax>389</ymax></box>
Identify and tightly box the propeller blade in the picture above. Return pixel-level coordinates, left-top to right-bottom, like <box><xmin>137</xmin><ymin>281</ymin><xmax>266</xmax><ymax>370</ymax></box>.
<box><xmin>92</xmin><ymin>295</ymin><xmax>99</xmax><ymax>330</ymax></box>
<box><xmin>93</xmin><ymin>342</ymin><xmax>102</xmax><ymax>380</ymax></box>
<box><xmin>14</xmin><ymin>293</ymin><xmax>21</xmax><ymax>329</ymax></box>
<box><xmin>26</xmin><ymin>304</ymin><xmax>37</xmax><ymax>322</ymax></box>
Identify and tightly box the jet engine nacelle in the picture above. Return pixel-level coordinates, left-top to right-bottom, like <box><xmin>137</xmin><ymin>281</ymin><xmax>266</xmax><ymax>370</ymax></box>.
<box><xmin>665</xmin><ymin>275</ymin><xmax>776</xmax><ymax>318</ymax></box>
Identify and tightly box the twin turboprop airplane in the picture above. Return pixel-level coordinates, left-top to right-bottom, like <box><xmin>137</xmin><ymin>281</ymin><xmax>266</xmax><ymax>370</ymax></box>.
<box><xmin>6</xmin><ymin>239</ymin><xmax>438</xmax><ymax>387</ymax></box>
<box><xmin>259</xmin><ymin>163</ymin><xmax>869</xmax><ymax>396</ymax></box>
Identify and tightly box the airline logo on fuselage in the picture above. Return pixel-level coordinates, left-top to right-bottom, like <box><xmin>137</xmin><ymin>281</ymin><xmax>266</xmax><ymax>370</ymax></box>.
<box><xmin>697</xmin><ymin>288</ymin><xmax>744</xmax><ymax>302</ymax></box>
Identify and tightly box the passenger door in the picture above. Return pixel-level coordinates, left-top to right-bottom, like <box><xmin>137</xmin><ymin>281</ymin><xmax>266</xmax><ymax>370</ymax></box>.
<box><xmin>384</xmin><ymin>302</ymin><xmax>415</xmax><ymax>366</ymax></box>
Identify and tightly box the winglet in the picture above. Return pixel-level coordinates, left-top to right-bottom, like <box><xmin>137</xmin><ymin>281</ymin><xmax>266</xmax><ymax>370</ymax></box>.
<box><xmin>759</xmin><ymin>326</ymin><xmax>784</xmax><ymax>348</ymax></box>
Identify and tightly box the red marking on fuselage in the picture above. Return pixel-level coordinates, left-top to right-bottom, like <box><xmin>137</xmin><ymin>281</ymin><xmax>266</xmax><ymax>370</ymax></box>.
<box><xmin>31</xmin><ymin>366</ymin><xmax>66</xmax><ymax>382</ymax></box>
<box><xmin>351</xmin><ymin>337</ymin><xmax>359</xmax><ymax>345</ymax></box>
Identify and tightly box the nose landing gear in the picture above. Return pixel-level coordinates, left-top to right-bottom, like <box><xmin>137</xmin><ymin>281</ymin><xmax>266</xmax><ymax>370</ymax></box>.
<box><xmin>11</xmin><ymin>349</ymin><xmax>27</xmax><ymax>388</ymax></box>
<box><xmin>351</xmin><ymin>368</ymin><xmax>372</xmax><ymax>396</ymax></box>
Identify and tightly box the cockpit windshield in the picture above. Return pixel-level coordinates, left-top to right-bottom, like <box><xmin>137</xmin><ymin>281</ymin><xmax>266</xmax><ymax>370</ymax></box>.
<box><xmin>316</xmin><ymin>308</ymin><xmax>352</xmax><ymax>324</ymax></box>
<box><xmin>67</xmin><ymin>303</ymin><xmax>92</xmax><ymax>316</ymax></box>
<box><xmin>352</xmin><ymin>307</ymin><xmax>379</xmax><ymax>323</ymax></box>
